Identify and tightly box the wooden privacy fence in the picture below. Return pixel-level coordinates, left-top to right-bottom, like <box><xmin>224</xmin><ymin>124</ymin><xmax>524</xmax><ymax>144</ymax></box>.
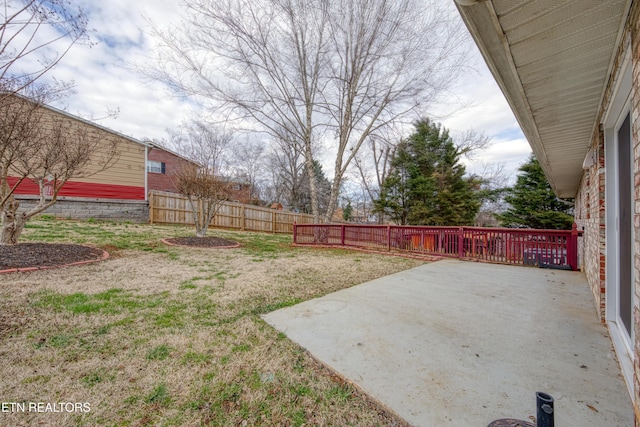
<box><xmin>293</xmin><ymin>223</ymin><xmax>583</xmax><ymax>270</ymax></box>
<box><xmin>149</xmin><ymin>191</ymin><xmax>314</xmax><ymax>233</ymax></box>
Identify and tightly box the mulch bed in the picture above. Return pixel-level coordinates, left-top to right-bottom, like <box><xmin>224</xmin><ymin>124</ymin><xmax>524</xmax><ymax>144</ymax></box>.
<box><xmin>162</xmin><ymin>236</ymin><xmax>240</xmax><ymax>248</ymax></box>
<box><xmin>0</xmin><ymin>237</ymin><xmax>238</xmax><ymax>273</ymax></box>
<box><xmin>0</xmin><ymin>243</ymin><xmax>106</xmax><ymax>271</ymax></box>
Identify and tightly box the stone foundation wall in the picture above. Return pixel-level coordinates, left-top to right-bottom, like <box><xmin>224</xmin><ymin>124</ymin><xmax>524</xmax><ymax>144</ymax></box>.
<box><xmin>15</xmin><ymin>196</ymin><xmax>149</xmax><ymax>223</ymax></box>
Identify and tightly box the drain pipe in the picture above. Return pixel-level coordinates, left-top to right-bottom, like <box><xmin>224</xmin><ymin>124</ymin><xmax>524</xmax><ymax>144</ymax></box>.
<box><xmin>487</xmin><ymin>392</ymin><xmax>554</xmax><ymax>427</ymax></box>
<box><xmin>536</xmin><ymin>392</ymin><xmax>554</xmax><ymax>427</ymax></box>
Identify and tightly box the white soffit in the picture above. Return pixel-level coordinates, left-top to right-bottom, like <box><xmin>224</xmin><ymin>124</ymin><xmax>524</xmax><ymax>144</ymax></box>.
<box><xmin>456</xmin><ymin>0</ymin><xmax>630</xmax><ymax>197</ymax></box>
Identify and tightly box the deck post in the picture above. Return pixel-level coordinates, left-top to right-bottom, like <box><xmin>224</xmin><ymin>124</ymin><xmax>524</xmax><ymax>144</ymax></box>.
<box><xmin>458</xmin><ymin>227</ymin><xmax>464</xmax><ymax>259</ymax></box>
<box><xmin>568</xmin><ymin>223</ymin><xmax>579</xmax><ymax>271</ymax></box>
<box><xmin>387</xmin><ymin>224</ymin><xmax>391</xmax><ymax>251</ymax></box>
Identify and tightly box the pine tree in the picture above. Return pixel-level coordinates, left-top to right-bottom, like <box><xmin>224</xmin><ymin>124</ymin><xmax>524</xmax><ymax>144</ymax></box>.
<box><xmin>298</xmin><ymin>160</ymin><xmax>331</xmax><ymax>215</ymax></box>
<box><xmin>498</xmin><ymin>155</ymin><xmax>574</xmax><ymax>229</ymax></box>
<box><xmin>342</xmin><ymin>201</ymin><xmax>353</xmax><ymax>221</ymax></box>
<box><xmin>375</xmin><ymin>119</ymin><xmax>480</xmax><ymax>225</ymax></box>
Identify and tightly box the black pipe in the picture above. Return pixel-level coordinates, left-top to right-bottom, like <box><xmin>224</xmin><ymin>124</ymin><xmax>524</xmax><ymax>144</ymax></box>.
<box><xmin>536</xmin><ymin>392</ymin><xmax>554</xmax><ymax>427</ymax></box>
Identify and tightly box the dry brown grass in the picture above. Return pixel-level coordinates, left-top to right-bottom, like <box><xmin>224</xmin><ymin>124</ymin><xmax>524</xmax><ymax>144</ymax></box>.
<box><xmin>0</xmin><ymin>218</ymin><xmax>423</xmax><ymax>426</ymax></box>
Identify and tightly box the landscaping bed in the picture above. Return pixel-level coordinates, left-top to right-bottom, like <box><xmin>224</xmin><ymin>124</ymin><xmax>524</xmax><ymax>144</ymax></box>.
<box><xmin>0</xmin><ymin>243</ymin><xmax>105</xmax><ymax>270</ymax></box>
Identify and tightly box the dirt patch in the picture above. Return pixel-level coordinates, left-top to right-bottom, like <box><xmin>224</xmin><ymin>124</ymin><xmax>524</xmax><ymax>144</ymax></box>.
<box><xmin>0</xmin><ymin>243</ymin><xmax>106</xmax><ymax>271</ymax></box>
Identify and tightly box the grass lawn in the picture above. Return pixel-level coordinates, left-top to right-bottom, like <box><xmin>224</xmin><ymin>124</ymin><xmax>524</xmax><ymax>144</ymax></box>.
<box><xmin>0</xmin><ymin>217</ymin><xmax>423</xmax><ymax>426</ymax></box>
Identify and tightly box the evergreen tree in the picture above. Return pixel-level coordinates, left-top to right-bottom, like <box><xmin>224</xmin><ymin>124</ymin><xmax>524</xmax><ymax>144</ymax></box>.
<box><xmin>498</xmin><ymin>155</ymin><xmax>574</xmax><ymax>229</ymax></box>
<box><xmin>342</xmin><ymin>201</ymin><xmax>353</xmax><ymax>221</ymax></box>
<box><xmin>375</xmin><ymin>119</ymin><xmax>480</xmax><ymax>225</ymax></box>
<box><xmin>298</xmin><ymin>160</ymin><xmax>331</xmax><ymax>215</ymax></box>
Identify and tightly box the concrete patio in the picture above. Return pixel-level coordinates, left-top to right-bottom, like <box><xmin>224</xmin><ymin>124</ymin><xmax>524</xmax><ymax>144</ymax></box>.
<box><xmin>262</xmin><ymin>259</ymin><xmax>633</xmax><ymax>426</ymax></box>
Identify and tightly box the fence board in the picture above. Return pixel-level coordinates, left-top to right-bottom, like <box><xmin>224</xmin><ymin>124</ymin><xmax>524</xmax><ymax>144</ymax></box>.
<box><xmin>148</xmin><ymin>191</ymin><xmax>314</xmax><ymax>234</ymax></box>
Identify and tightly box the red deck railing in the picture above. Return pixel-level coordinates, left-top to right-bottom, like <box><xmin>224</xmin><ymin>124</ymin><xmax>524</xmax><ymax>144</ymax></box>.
<box><xmin>293</xmin><ymin>223</ymin><xmax>583</xmax><ymax>271</ymax></box>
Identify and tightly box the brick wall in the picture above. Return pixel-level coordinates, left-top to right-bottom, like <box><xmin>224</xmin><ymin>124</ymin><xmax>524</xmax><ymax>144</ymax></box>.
<box><xmin>633</xmin><ymin>4</ymin><xmax>640</xmax><ymax>424</ymax></box>
<box><xmin>574</xmin><ymin>128</ymin><xmax>606</xmax><ymax>321</ymax></box>
<box><xmin>574</xmin><ymin>4</ymin><xmax>640</xmax><ymax>423</ymax></box>
<box><xmin>147</xmin><ymin>147</ymin><xmax>185</xmax><ymax>193</ymax></box>
<box><xmin>574</xmin><ymin>12</ymin><xmax>628</xmax><ymax>323</ymax></box>
<box><xmin>16</xmin><ymin>196</ymin><xmax>149</xmax><ymax>222</ymax></box>
<box><xmin>228</xmin><ymin>183</ymin><xmax>252</xmax><ymax>204</ymax></box>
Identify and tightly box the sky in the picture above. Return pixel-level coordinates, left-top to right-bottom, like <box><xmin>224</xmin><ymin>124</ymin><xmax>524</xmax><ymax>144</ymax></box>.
<box><xmin>13</xmin><ymin>0</ymin><xmax>532</xmax><ymax>184</ymax></box>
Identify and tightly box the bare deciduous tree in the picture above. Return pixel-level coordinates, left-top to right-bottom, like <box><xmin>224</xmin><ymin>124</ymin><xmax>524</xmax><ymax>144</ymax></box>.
<box><xmin>174</xmin><ymin>161</ymin><xmax>231</xmax><ymax>237</ymax></box>
<box><xmin>167</xmin><ymin>120</ymin><xmax>233</xmax><ymax>175</ymax></box>
<box><xmin>474</xmin><ymin>161</ymin><xmax>510</xmax><ymax>227</ymax></box>
<box><xmin>230</xmin><ymin>137</ymin><xmax>266</xmax><ymax>204</ymax></box>
<box><xmin>147</xmin><ymin>0</ymin><xmax>326</xmax><ymax>218</ymax></box>
<box><xmin>454</xmin><ymin>128</ymin><xmax>491</xmax><ymax>158</ymax></box>
<box><xmin>320</xmin><ymin>0</ymin><xmax>466</xmax><ymax>222</ymax></box>
<box><xmin>352</xmin><ymin>128</ymin><xmax>401</xmax><ymax>211</ymax></box>
<box><xmin>0</xmin><ymin>0</ymin><xmax>98</xmax><ymax>244</ymax></box>
<box><xmin>167</xmin><ymin>121</ymin><xmax>234</xmax><ymax>237</ymax></box>
<box><xmin>0</xmin><ymin>93</ymin><xmax>118</xmax><ymax>244</ymax></box>
<box><xmin>1</xmin><ymin>0</ymin><xmax>90</xmax><ymax>96</ymax></box>
<box><xmin>267</xmin><ymin>128</ymin><xmax>311</xmax><ymax>211</ymax></box>
<box><xmin>147</xmin><ymin>0</ymin><xmax>467</xmax><ymax>223</ymax></box>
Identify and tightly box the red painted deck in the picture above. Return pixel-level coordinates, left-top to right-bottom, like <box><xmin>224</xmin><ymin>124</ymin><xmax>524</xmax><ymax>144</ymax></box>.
<box><xmin>293</xmin><ymin>224</ymin><xmax>583</xmax><ymax>270</ymax></box>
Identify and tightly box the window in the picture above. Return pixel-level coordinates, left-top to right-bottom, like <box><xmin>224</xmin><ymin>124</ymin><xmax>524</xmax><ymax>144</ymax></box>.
<box><xmin>147</xmin><ymin>161</ymin><xmax>165</xmax><ymax>174</ymax></box>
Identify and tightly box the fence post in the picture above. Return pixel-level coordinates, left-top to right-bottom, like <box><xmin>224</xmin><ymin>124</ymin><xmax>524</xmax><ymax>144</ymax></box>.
<box><xmin>293</xmin><ymin>221</ymin><xmax>297</xmax><ymax>244</ymax></box>
<box><xmin>241</xmin><ymin>205</ymin><xmax>245</xmax><ymax>231</ymax></box>
<box><xmin>341</xmin><ymin>224</ymin><xmax>345</xmax><ymax>246</ymax></box>
<box><xmin>568</xmin><ymin>223</ymin><xmax>579</xmax><ymax>271</ymax></box>
<box><xmin>387</xmin><ymin>224</ymin><xmax>391</xmax><ymax>251</ymax></box>
<box><xmin>272</xmin><ymin>211</ymin><xmax>276</xmax><ymax>234</ymax></box>
<box><xmin>458</xmin><ymin>227</ymin><xmax>464</xmax><ymax>259</ymax></box>
<box><xmin>148</xmin><ymin>192</ymin><xmax>154</xmax><ymax>224</ymax></box>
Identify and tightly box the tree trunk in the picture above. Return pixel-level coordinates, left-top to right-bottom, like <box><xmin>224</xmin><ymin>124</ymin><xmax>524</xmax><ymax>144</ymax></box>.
<box><xmin>323</xmin><ymin>146</ymin><xmax>349</xmax><ymax>224</ymax></box>
<box><xmin>186</xmin><ymin>196</ymin><xmax>204</xmax><ymax>237</ymax></box>
<box><xmin>304</xmin><ymin>137</ymin><xmax>320</xmax><ymax>223</ymax></box>
<box><xmin>324</xmin><ymin>182</ymin><xmax>340</xmax><ymax>224</ymax></box>
<box><xmin>0</xmin><ymin>199</ymin><xmax>27</xmax><ymax>245</ymax></box>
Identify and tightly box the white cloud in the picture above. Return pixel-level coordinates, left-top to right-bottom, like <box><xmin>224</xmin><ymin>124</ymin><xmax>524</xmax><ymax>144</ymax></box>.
<box><xmin>31</xmin><ymin>2</ymin><xmax>183</xmax><ymax>141</ymax></box>
<box><xmin>434</xmin><ymin>43</ymin><xmax>532</xmax><ymax>182</ymax></box>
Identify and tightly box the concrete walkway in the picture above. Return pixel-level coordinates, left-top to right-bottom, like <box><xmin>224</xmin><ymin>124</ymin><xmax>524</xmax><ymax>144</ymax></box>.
<box><xmin>262</xmin><ymin>259</ymin><xmax>633</xmax><ymax>426</ymax></box>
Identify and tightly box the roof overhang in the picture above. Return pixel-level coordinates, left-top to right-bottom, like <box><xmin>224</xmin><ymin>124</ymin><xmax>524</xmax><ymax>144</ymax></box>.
<box><xmin>455</xmin><ymin>0</ymin><xmax>631</xmax><ymax>197</ymax></box>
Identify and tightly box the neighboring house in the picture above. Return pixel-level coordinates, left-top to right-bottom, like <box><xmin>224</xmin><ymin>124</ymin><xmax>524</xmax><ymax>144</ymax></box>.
<box><xmin>331</xmin><ymin>207</ymin><xmax>344</xmax><ymax>223</ymax></box>
<box><xmin>147</xmin><ymin>143</ymin><xmax>200</xmax><ymax>194</ymax></box>
<box><xmin>8</xmin><ymin>99</ymin><xmax>150</xmax><ymax>221</ymax></box>
<box><xmin>455</xmin><ymin>0</ymin><xmax>639</xmax><ymax>422</ymax></box>
<box><xmin>146</xmin><ymin>143</ymin><xmax>253</xmax><ymax>205</ymax></box>
<box><xmin>228</xmin><ymin>181</ymin><xmax>252</xmax><ymax>204</ymax></box>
